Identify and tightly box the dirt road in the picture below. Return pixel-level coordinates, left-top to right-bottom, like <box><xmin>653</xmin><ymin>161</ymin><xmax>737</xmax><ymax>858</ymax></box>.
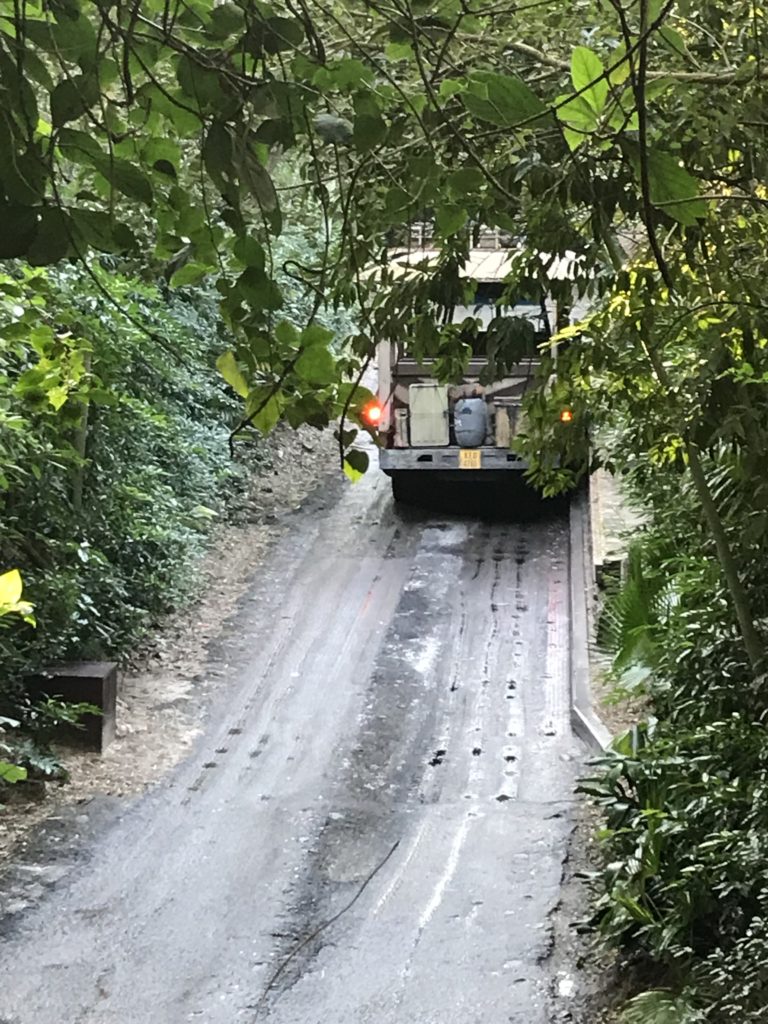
<box><xmin>0</xmin><ymin>469</ymin><xmax>582</xmax><ymax>1024</ymax></box>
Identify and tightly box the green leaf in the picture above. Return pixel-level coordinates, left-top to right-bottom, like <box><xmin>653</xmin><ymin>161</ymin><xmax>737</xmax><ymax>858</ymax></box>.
<box><xmin>205</xmin><ymin>2</ymin><xmax>245</xmax><ymax>38</ymax></box>
<box><xmin>558</xmin><ymin>93</ymin><xmax>599</xmax><ymax>129</ymax></box>
<box><xmin>72</xmin><ymin>209</ymin><xmax>134</xmax><ymax>253</ymax></box>
<box><xmin>486</xmin><ymin>73</ymin><xmax>546</xmax><ymax>121</ymax></box>
<box><xmin>384</xmin><ymin>186</ymin><xmax>413</xmax><ymax>223</ymax></box>
<box><xmin>448</xmin><ymin>167</ymin><xmax>485</xmax><ymax>196</ymax></box>
<box><xmin>628</xmin><ymin>147</ymin><xmax>707</xmax><ymax>225</ymax></box>
<box><xmin>571</xmin><ymin>47</ymin><xmax>608</xmax><ymax>113</ymax></box>
<box><xmin>247</xmin><ymin>391</ymin><xmax>281</xmax><ymax>434</ymax></box>
<box><xmin>436</xmin><ymin>205</ymin><xmax>468</xmax><ymax>236</ymax></box>
<box><xmin>275</xmin><ymin>320</ymin><xmax>299</xmax><ymax>346</ymax></box>
<box><xmin>24</xmin><ymin>13</ymin><xmax>97</xmax><ymax>64</ymax></box>
<box><xmin>385</xmin><ymin>41</ymin><xmax>413</xmax><ymax>61</ymax></box>
<box><xmin>203</xmin><ymin>121</ymin><xmax>234</xmax><ymax>192</ymax></box>
<box><xmin>232</xmin><ymin>235</ymin><xmax>265</xmax><ymax>270</ymax></box>
<box><xmin>27</xmin><ymin>208</ymin><xmax>72</xmax><ymax>265</ymax></box>
<box><xmin>216</xmin><ymin>351</ymin><xmax>249</xmax><ymax>398</ymax></box>
<box><xmin>47</xmin><ymin>384</ymin><xmax>69</xmax><ymax>411</ymax></box>
<box><xmin>331</xmin><ymin>58</ymin><xmax>374</xmax><ymax>90</ymax></box>
<box><xmin>57</xmin><ymin>127</ymin><xmax>103</xmax><ymax>164</ymax></box>
<box><xmin>0</xmin><ymin>205</ymin><xmax>39</xmax><ymax>258</ymax></box>
<box><xmin>235</xmin><ymin>267</ymin><xmax>283</xmax><ymax>311</ymax></box>
<box><xmin>0</xmin><ymin>762</ymin><xmax>27</xmax><ymax>784</ymax></box>
<box><xmin>343</xmin><ymin>449</ymin><xmax>369</xmax><ymax>482</ymax></box>
<box><xmin>235</xmin><ymin>144</ymin><xmax>279</xmax><ymax>214</ymax></box>
<box><xmin>439</xmin><ymin>78</ymin><xmax>465</xmax><ymax>99</ymax></box>
<box><xmin>300</xmin><ymin>324</ymin><xmax>334</xmax><ymax>347</ymax></box>
<box><xmin>645</xmin><ymin>77</ymin><xmax>673</xmax><ymax>102</ymax></box>
<box><xmin>92</xmin><ymin>155</ymin><xmax>154</xmax><ymax>206</ymax></box>
<box><xmin>0</xmin><ymin>117</ymin><xmax>45</xmax><ymax>204</ymax></box>
<box><xmin>22</xmin><ymin>48</ymin><xmax>54</xmax><ymax>91</ymax></box>
<box><xmin>658</xmin><ymin>25</ymin><xmax>695</xmax><ymax>64</ymax></box>
<box><xmin>136</xmin><ymin>82</ymin><xmax>201</xmax><ymax>137</ymax></box>
<box><xmin>50</xmin><ymin>75</ymin><xmax>100</xmax><ymax>127</ymax></box>
<box><xmin>295</xmin><ymin>344</ymin><xmax>336</xmax><ymax>384</ymax></box>
<box><xmin>170</xmin><ymin>262</ymin><xmax>209</xmax><ymax>288</ymax></box>
<box><xmin>354</xmin><ymin>114</ymin><xmax>387</xmax><ymax>153</ymax></box>
<box><xmin>607</xmin><ymin>46</ymin><xmax>632</xmax><ymax>86</ymax></box>
<box><xmin>464</xmin><ymin>72</ymin><xmax>546</xmax><ymax>126</ymax></box>
<box><xmin>563</xmin><ymin>126</ymin><xmax>586</xmax><ymax>151</ymax></box>
<box><xmin>98</xmin><ymin>57</ymin><xmax>120</xmax><ymax>89</ymax></box>
<box><xmin>142</xmin><ymin>138</ymin><xmax>181</xmax><ymax>178</ymax></box>
<box><xmin>264</xmin><ymin>16</ymin><xmax>304</xmax><ymax>53</ymax></box>
<box><xmin>176</xmin><ymin>54</ymin><xmax>228</xmax><ymax>111</ymax></box>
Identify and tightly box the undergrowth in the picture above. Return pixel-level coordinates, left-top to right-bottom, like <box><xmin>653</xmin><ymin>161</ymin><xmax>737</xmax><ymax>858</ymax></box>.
<box><xmin>584</xmin><ymin>455</ymin><xmax>768</xmax><ymax>1022</ymax></box>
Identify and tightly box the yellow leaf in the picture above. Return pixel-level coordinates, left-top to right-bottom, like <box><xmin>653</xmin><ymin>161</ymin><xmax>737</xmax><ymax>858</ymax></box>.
<box><xmin>216</xmin><ymin>351</ymin><xmax>249</xmax><ymax>398</ymax></box>
<box><xmin>0</xmin><ymin>569</ymin><xmax>23</xmax><ymax>607</ymax></box>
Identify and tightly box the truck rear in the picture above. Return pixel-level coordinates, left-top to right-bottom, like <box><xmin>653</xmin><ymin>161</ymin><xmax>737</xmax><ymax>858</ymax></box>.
<box><xmin>365</xmin><ymin>235</ymin><xmax>575</xmax><ymax>501</ymax></box>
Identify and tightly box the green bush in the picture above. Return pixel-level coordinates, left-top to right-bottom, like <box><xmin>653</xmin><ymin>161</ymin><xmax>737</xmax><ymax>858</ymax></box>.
<box><xmin>584</xmin><ymin>451</ymin><xmax>768</xmax><ymax>1021</ymax></box>
<box><xmin>0</xmin><ymin>261</ymin><xmax>247</xmax><ymax>687</ymax></box>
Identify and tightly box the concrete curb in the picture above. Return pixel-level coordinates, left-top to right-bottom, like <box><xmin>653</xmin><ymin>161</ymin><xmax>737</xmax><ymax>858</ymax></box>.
<box><xmin>569</xmin><ymin>484</ymin><xmax>612</xmax><ymax>753</ymax></box>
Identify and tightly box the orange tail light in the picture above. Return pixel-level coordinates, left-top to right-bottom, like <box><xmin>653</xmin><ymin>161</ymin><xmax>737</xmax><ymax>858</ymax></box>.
<box><xmin>362</xmin><ymin>400</ymin><xmax>383</xmax><ymax>426</ymax></box>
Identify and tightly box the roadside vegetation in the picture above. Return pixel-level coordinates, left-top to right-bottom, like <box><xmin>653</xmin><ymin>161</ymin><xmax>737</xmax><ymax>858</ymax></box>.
<box><xmin>1</xmin><ymin>1</ymin><xmax>768</xmax><ymax>1018</ymax></box>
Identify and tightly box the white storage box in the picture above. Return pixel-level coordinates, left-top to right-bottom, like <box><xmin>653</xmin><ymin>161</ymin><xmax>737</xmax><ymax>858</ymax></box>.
<box><xmin>408</xmin><ymin>383</ymin><xmax>449</xmax><ymax>446</ymax></box>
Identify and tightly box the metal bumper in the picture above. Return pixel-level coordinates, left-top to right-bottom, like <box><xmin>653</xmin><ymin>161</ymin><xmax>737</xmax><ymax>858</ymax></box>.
<box><xmin>379</xmin><ymin>446</ymin><xmax>528</xmax><ymax>472</ymax></box>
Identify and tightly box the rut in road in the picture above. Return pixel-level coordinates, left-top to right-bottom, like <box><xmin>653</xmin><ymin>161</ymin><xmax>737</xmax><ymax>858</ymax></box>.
<box><xmin>0</xmin><ymin>474</ymin><xmax>582</xmax><ymax>1024</ymax></box>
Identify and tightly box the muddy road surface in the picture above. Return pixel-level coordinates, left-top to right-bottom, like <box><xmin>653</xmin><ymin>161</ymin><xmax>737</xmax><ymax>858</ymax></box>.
<box><xmin>0</xmin><ymin>470</ymin><xmax>582</xmax><ymax>1024</ymax></box>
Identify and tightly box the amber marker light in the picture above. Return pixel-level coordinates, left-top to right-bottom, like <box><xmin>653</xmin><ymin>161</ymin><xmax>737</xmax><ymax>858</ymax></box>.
<box><xmin>560</xmin><ymin>408</ymin><xmax>574</xmax><ymax>424</ymax></box>
<box><xmin>362</xmin><ymin>401</ymin><xmax>383</xmax><ymax>426</ymax></box>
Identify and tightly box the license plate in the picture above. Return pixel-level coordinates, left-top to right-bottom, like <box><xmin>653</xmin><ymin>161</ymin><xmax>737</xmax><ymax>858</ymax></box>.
<box><xmin>459</xmin><ymin>449</ymin><xmax>482</xmax><ymax>469</ymax></box>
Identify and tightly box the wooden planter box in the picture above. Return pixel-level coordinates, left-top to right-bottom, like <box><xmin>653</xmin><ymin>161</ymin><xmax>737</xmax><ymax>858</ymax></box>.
<box><xmin>24</xmin><ymin>661</ymin><xmax>118</xmax><ymax>752</ymax></box>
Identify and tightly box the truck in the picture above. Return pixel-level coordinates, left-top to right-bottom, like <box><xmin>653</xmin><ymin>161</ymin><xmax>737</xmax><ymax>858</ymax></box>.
<box><xmin>363</xmin><ymin>228</ymin><xmax>581</xmax><ymax>502</ymax></box>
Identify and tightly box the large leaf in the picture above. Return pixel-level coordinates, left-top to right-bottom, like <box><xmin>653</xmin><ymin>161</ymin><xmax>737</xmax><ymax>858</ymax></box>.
<box><xmin>354</xmin><ymin>114</ymin><xmax>387</xmax><ymax>153</ymax></box>
<box><xmin>92</xmin><ymin>154</ymin><xmax>154</xmax><ymax>206</ymax></box>
<box><xmin>464</xmin><ymin>72</ymin><xmax>546</xmax><ymax>126</ymax></box>
<box><xmin>50</xmin><ymin>75</ymin><xmax>99</xmax><ymax>127</ymax></box>
<box><xmin>72</xmin><ymin>209</ymin><xmax>135</xmax><ymax>253</ymax></box>
<box><xmin>0</xmin><ymin>205</ymin><xmax>39</xmax><ymax>258</ymax></box>
<box><xmin>24</xmin><ymin>13</ymin><xmax>97</xmax><ymax>65</ymax></box>
<box><xmin>0</xmin><ymin>762</ymin><xmax>27</xmax><ymax>784</ymax></box>
<box><xmin>142</xmin><ymin>138</ymin><xmax>181</xmax><ymax>178</ymax></box>
<box><xmin>203</xmin><ymin>120</ymin><xmax>234</xmax><ymax>193</ymax></box>
<box><xmin>27</xmin><ymin>208</ymin><xmax>72</xmax><ymax>265</ymax></box>
<box><xmin>295</xmin><ymin>344</ymin><xmax>336</xmax><ymax>385</ymax></box>
<box><xmin>557</xmin><ymin>93</ymin><xmax>598</xmax><ymax>148</ymax></box>
<box><xmin>0</xmin><ymin>113</ymin><xmax>46</xmax><ymax>204</ymax></box>
<box><xmin>57</xmin><ymin>128</ymin><xmax>104</xmax><ymax>165</ymax></box>
<box><xmin>176</xmin><ymin>54</ymin><xmax>230</xmax><ymax>112</ymax></box>
<box><xmin>216</xmin><ymin>351</ymin><xmax>249</xmax><ymax>398</ymax></box>
<box><xmin>0</xmin><ymin>569</ymin><xmax>23</xmax><ymax>607</ymax></box>
<box><xmin>486</xmin><ymin>73</ymin><xmax>546</xmax><ymax>122</ymax></box>
<box><xmin>343</xmin><ymin>448</ymin><xmax>369</xmax><ymax>482</ymax></box>
<box><xmin>627</xmin><ymin>146</ymin><xmax>707</xmax><ymax>225</ymax></box>
<box><xmin>246</xmin><ymin>391</ymin><xmax>281</xmax><ymax>434</ymax></box>
<box><xmin>571</xmin><ymin>46</ymin><xmax>608</xmax><ymax>113</ymax></box>
<box><xmin>235</xmin><ymin>146</ymin><xmax>279</xmax><ymax>212</ymax></box>
<box><xmin>436</xmin><ymin>205</ymin><xmax>468</xmax><ymax>236</ymax></box>
<box><xmin>170</xmin><ymin>262</ymin><xmax>209</xmax><ymax>287</ymax></box>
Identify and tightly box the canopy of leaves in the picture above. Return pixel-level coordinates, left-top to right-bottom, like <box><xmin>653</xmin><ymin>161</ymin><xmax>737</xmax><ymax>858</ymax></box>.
<box><xmin>0</xmin><ymin>0</ymin><xmax>755</xmax><ymax>454</ymax></box>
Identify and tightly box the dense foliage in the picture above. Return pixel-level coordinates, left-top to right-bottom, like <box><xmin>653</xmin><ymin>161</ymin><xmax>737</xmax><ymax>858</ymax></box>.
<box><xmin>584</xmin><ymin>449</ymin><xmax>768</xmax><ymax>1022</ymax></box>
<box><xmin>0</xmin><ymin>262</ymin><xmax>248</xmax><ymax>683</ymax></box>
<box><xmin>2</xmin><ymin>1</ymin><xmax>768</xmax><ymax>1018</ymax></box>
